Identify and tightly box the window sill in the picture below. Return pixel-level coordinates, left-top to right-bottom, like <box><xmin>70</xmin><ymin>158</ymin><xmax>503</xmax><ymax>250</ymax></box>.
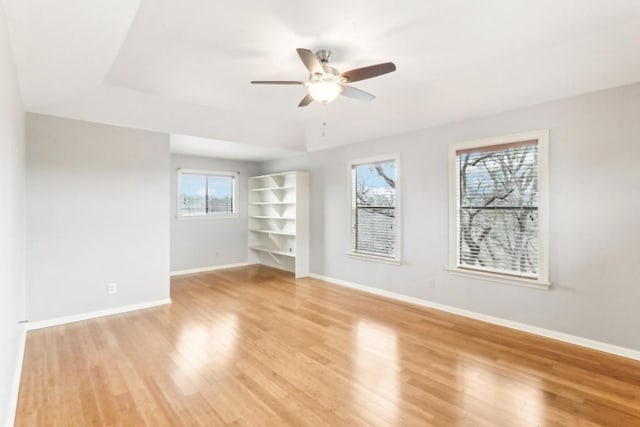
<box><xmin>177</xmin><ymin>213</ymin><xmax>239</xmax><ymax>220</ymax></box>
<box><xmin>445</xmin><ymin>267</ymin><xmax>551</xmax><ymax>290</ymax></box>
<box><xmin>346</xmin><ymin>252</ymin><xmax>402</xmax><ymax>266</ymax></box>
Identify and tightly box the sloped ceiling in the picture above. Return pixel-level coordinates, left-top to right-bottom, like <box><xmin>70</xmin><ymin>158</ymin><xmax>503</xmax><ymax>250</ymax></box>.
<box><xmin>6</xmin><ymin>0</ymin><xmax>640</xmax><ymax>158</ymax></box>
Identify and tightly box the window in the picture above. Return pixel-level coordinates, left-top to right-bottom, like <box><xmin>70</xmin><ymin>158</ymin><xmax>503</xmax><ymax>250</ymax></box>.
<box><xmin>449</xmin><ymin>131</ymin><xmax>549</xmax><ymax>288</ymax></box>
<box><xmin>177</xmin><ymin>169</ymin><xmax>237</xmax><ymax>218</ymax></box>
<box><xmin>349</xmin><ymin>154</ymin><xmax>400</xmax><ymax>263</ymax></box>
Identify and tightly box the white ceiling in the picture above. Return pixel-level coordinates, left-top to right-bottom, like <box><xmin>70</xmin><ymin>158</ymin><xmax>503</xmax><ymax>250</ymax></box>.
<box><xmin>6</xmin><ymin>0</ymin><xmax>640</xmax><ymax>158</ymax></box>
<box><xmin>170</xmin><ymin>134</ymin><xmax>302</xmax><ymax>162</ymax></box>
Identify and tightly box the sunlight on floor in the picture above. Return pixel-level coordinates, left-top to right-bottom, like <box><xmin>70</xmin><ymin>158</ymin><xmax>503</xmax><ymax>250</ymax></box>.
<box><xmin>354</xmin><ymin>319</ymin><xmax>400</xmax><ymax>424</ymax></box>
<box><xmin>172</xmin><ymin>313</ymin><xmax>239</xmax><ymax>387</ymax></box>
<box><xmin>458</xmin><ymin>359</ymin><xmax>546</xmax><ymax>424</ymax></box>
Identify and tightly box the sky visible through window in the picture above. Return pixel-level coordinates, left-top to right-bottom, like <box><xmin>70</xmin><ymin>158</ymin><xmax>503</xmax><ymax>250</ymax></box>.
<box><xmin>353</xmin><ymin>160</ymin><xmax>396</xmax><ymax>258</ymax></box>
<box><xmin>180</xmin><ymin>173</ymin><xmax>234</xmax><ymax>216</ymax></box>
<box><xmin>456</xmin><ymin>144</ymin><xmax>539</xmax><ymax>277</ymax></box>
<box><xmin>181</xmin><ymin>174</ymin><xmax>232</xmax><ymax>199</ymax></box>
<box><xmin>355</xmin><ymin>162</ymin><xmax>395</xmax><ymax>203</ymax></box>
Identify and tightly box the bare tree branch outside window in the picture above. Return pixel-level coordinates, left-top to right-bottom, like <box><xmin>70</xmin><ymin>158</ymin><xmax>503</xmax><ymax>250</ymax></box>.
<box><xmin>457</xmin><ymin>143</ymin><xmax>539</xmax><ymax>277</ymax></box>
<box><xmin>352</xmin><ymin>160</ymin><xmax>396</xmax><ymax>258</ymax></box>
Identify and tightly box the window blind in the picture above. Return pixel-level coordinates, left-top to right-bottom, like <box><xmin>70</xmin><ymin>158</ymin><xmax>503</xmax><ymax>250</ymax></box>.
<box><xmin>351</xmin><ymin>160</ymin><xmax>396</xmax><ymax>258</ymax></box>
<box><xmin>180</xmin><ymin>173</ymin><xmax>235</xmax><ymax>216</ymax></box>
<box><xmin>456</xmin><ymin>141</ymin><xmax>539</xmax><ymax>278</ymax></box>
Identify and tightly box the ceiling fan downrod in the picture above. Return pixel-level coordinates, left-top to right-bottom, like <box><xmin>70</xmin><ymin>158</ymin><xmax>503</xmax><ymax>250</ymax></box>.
<box><xmin>315</xmin><ymin>49</ymin><xmax>333</xmax><ymax>64</ymax></box>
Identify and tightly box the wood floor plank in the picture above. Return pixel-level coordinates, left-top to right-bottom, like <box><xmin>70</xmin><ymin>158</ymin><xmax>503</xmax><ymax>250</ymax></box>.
<box><xmin>15</xmin><ymin>265</ymin><xmax>640</xmax><ymax>426</ymax></box>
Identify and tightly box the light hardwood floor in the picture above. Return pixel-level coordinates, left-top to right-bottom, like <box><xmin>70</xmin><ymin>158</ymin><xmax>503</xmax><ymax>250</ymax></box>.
<box><xmin>15</xmin><ymin>265</ymin><xmax>640</xmax><ymax>426</ymax></box>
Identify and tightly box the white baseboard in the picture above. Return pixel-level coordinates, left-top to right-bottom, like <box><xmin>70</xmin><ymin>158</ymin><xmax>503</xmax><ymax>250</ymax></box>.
<box><xmin>6</xmin><ymin>326</ymin><xmax>26</xmax><ymax>427</ymax></box>
<box><xmin>170</xmin><ymin>262</ymin><xmax>249</xmax><ymax>276</ymax></box>
<box><xmin>24</xmin><ymin>298</ymin><xmax>172</xmax><ymax>331</ymax></box>
<box><xmin>309</xmin><ymin>273</ymin><xmax>640</xmax><ymax>361</ymax></box>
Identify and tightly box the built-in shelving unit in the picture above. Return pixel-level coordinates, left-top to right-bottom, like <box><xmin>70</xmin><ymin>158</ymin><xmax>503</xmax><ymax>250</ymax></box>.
<box><xmin>248</xmin><ymin>246</ymin><xmax>296</xmax><ymax>257</ymax></box>
<box><xmin>249</xmin><ymin>229</ymin><xmax>296</xmax><ymax>236</ymax></box>
<box><xmin>248</xmin><ymin>171</ymin><xmax>309</xmax><ymax>278</ymax></box>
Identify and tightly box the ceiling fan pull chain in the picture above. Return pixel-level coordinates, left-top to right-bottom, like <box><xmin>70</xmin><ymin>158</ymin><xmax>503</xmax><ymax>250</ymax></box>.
<box><xmin>322</xmin><ymin>103</ymin><xmax>327</xmax><ymax>137</ymax></box>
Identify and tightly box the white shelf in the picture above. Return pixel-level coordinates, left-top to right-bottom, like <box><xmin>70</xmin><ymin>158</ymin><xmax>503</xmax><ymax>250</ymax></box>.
<box><xmin>250</xmin><ymin>229</ymin><xmax>296</xmax><ymax>236</ymax></box>
<box><xmin>250</xmin><ymin>215</ymin><xmax>296</xmax><ymax>220</ymax></box>
<box><xmin>250</xmin><ymin>201</ymin><xmax>296</xmax><ymax>205</ymax></box>
<box><xmin>250</xmin><ymin>186</ymin><xmax>296</xmax><ymax>192</ymax></box>
<box><xmin>249</xmin><ymin>246</ymin><xmax>296</xmax><ymax>257</ymax></box>
<box><xmin>249</xmin><ymin>171</ymin><xmax>309</xmax><ymax>278</ymax></box>
<box><xmin>250</xmin><ymin>171</ymin><xmax>295</xmax><ymax>180</ymax></box>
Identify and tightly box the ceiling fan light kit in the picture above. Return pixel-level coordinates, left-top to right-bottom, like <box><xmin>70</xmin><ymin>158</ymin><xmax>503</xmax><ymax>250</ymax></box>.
<box><xmin>307</xmin><ymin>80</ymin><xmax>342</xmax><ymax>103</ymax></box>
<box><xmin>251</xmin><ymin>48</ymin><xmax>396</xmax><ymax>107</ymax></box>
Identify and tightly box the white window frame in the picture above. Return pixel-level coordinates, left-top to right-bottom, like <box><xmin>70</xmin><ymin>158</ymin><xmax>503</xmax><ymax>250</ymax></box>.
<box><xmin>347</xmin><ymin>153</ymin><xmax>402</xmax><ymax>265</ymax></box>
<box><xmin>177</xmin><ymin>169</ymin><xmax>238</xmax><ymax>219</ymax></box>
<box><xmin>447</xmin><ymin>130</ymin><xmax>550</xmax><ymax>289</ymax></box>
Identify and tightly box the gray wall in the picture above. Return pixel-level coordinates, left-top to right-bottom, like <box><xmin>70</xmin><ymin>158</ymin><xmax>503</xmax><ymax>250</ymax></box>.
<box><xmin>0</xmin><ymin>3</ymin><xmax>26</xmax><ymax>425</ymax></box>
<box><xmin>261</xmin><ymin>83</ymin><xmax>640</xmax><ymax>351</ymax></box>
<box><xmin>26</xmin><ymin>114</ymin><xmax>170</xmax><ymax>321</ymax></box>
<box><xmin>170</xmin><ymin>154</ymin><xmax>259</xmax><ymax>272</ymax></box>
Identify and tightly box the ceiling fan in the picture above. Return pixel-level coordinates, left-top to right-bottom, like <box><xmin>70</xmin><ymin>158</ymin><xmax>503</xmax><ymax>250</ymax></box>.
<box><xmin>251</xmin><ymin>48</ymin><xmax>396</xmax><ymax>107</ymax></box>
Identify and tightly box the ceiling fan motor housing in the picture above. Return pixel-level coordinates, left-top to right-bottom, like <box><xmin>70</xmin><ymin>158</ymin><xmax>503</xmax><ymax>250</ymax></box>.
<box><xmin>314</xmin><ymin>50</ymin><xmax>339</xmax><ymax>76</ymax></box>
<box><xmin>315</xmin><ymin>49</ymin><xmax>333</xmax><ymax>63</ymax></box>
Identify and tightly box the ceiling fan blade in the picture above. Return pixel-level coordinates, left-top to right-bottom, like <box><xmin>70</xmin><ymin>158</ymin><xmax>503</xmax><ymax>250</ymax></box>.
<box><xmin>251</xmin><ymin>80</ymin><xmax>303</xmax><ymax>85</ymax></box>
<box><xmin>296</xmin><ymin>48</ymin><xmax>324</xmax><ymax>75</ymax></box>
<box><xmin>340</xmin><ymin>62</ymin><xmax>396</xmax><ymax>83</ymax></box>
<box><xmin>298</xmin><ymin>93</ymin><xmax>314</xmax><ymax>107</ymax></box>
<box><xmin>340</xmin><ymin>85</ymin><xmax>375</xmax><ymax>102</ymax></box>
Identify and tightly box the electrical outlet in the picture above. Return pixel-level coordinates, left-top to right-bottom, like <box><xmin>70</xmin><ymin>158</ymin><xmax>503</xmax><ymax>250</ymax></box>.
<box><xmin>429</xmin><ymin>279</ymin><xmax>436</xmax><ymax>289</ymax></box>
<box><xmin>108</xmin><ymin>282</ymin><xmax>117</xmax><ymax>295</ymax></box>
